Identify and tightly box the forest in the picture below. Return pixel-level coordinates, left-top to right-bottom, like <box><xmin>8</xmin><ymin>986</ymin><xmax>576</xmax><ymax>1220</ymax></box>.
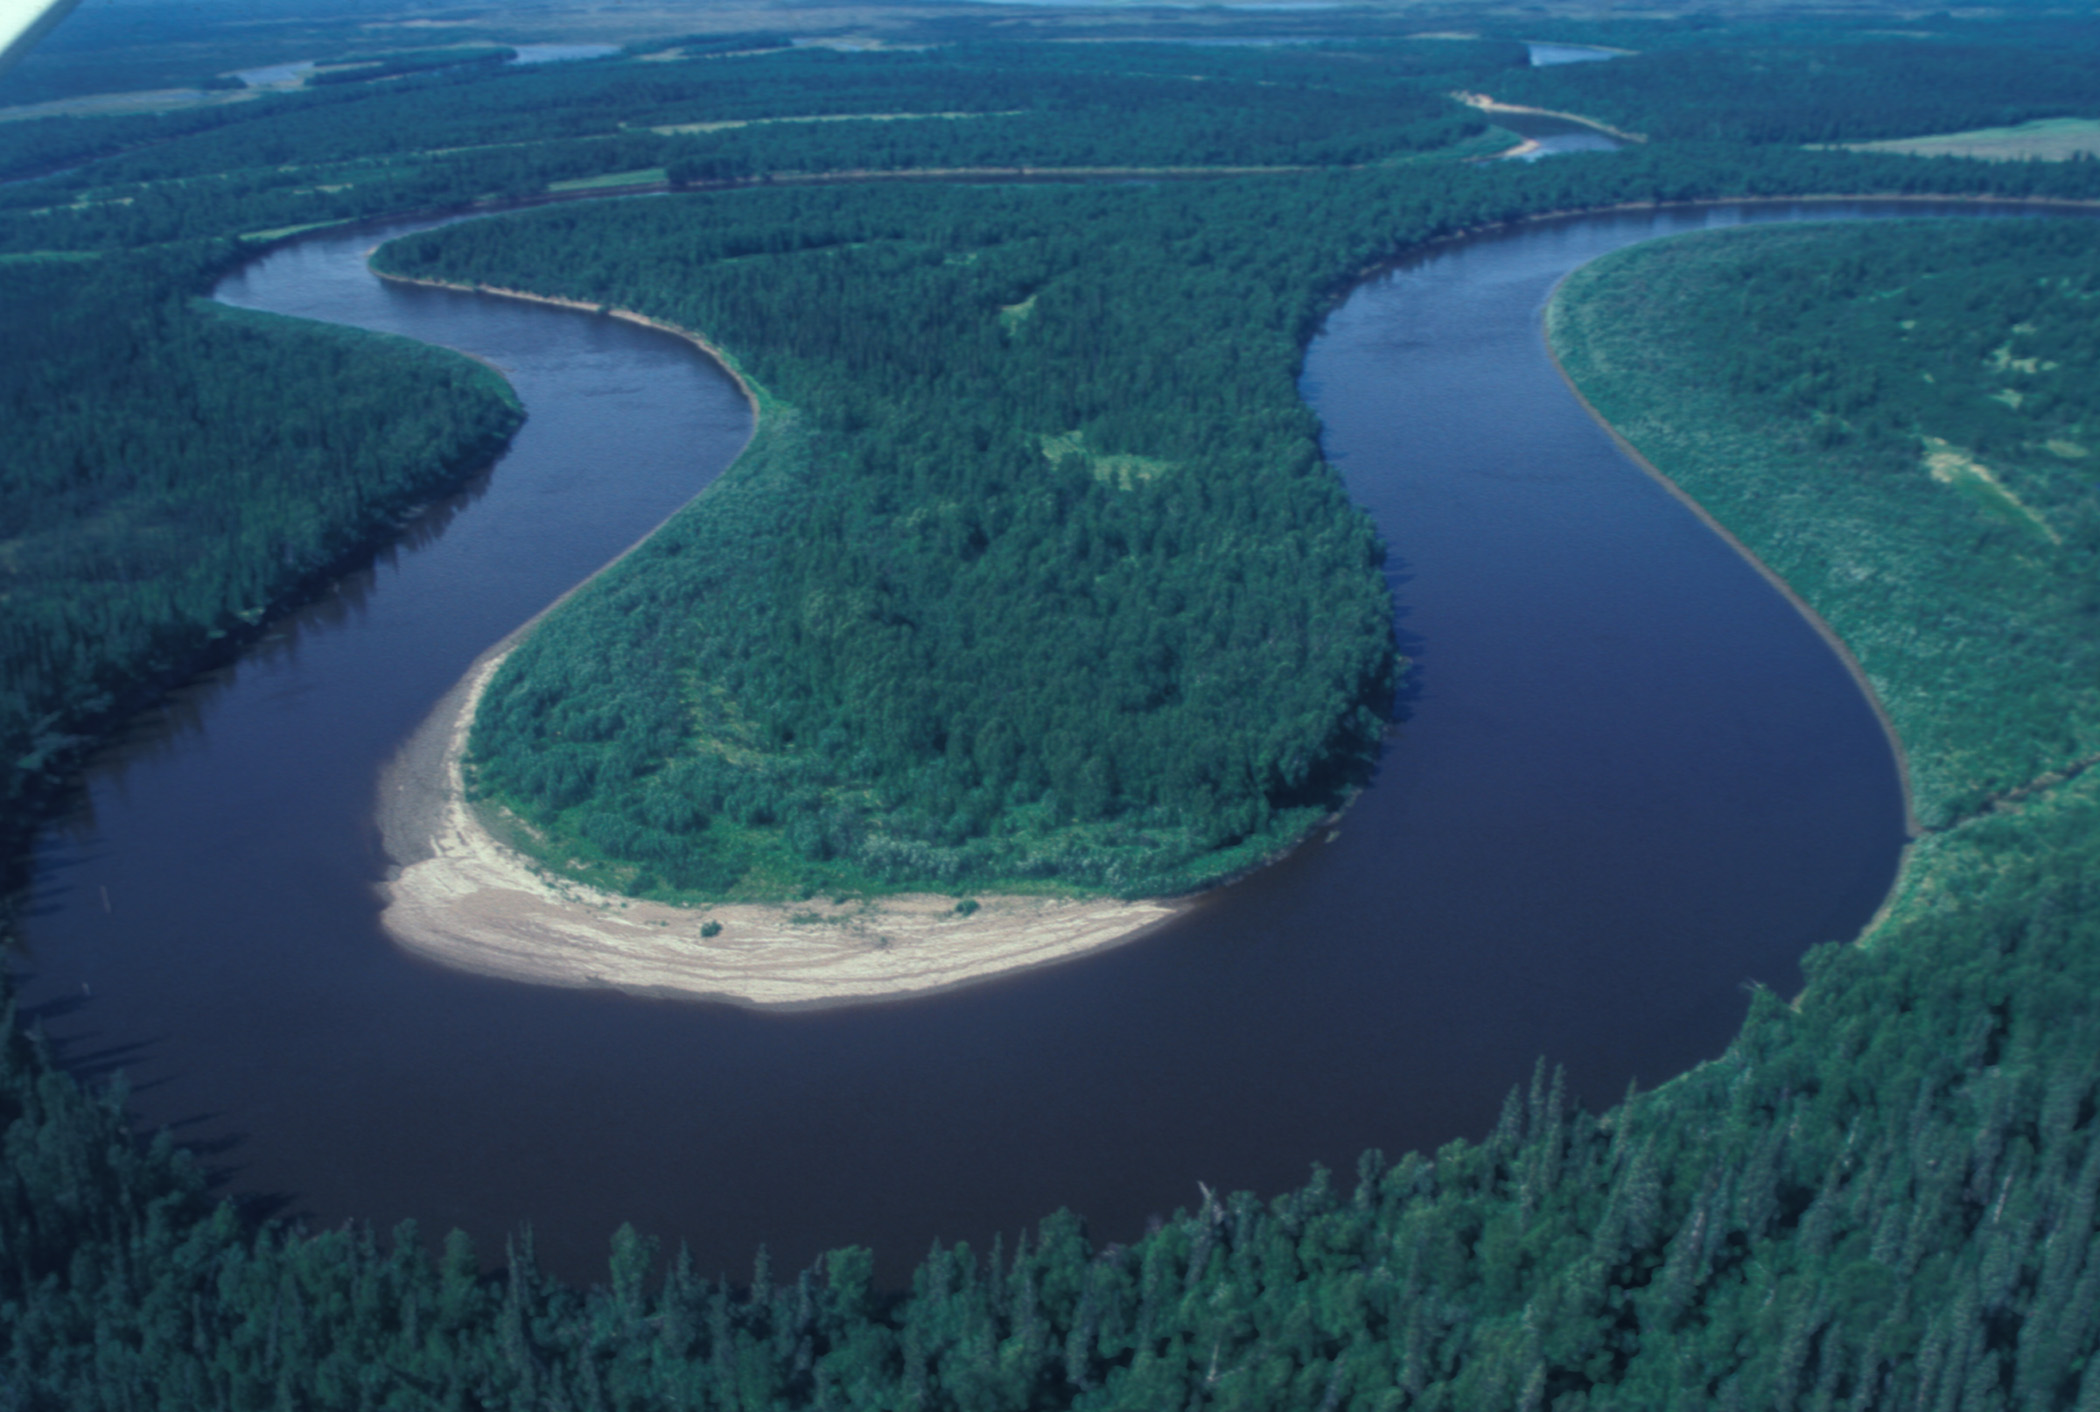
<box><xmin>376</xmin><ymin>182</ymin><xmax>1404</xmax><ymax>897</ymax></box>
<box><xmin>1548</xmin><ymin>219</ymin><xmax>2100</xmax><ymax>830</ymax></box>
<box><xmin>3</xmin><ymin>5</ymin><xmax>2100</xmax><ymax>1406</ymax></box>
<box><xmin>0</xmin><ymin>244</ymin><xmax>520</xmax><ymax>849</ymax></box>
<box><xmin>371</xmin><ymin>143</ymin><xmax>2100</xmax><ymax>899</ymax></box>
<box><xmin>1489</xmin><ymin>39</ymin><xmax>2100</xmax><ymax>144</ymax></box>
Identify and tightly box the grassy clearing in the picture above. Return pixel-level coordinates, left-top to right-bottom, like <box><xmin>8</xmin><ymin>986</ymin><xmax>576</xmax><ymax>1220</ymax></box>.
<box><xmin>0</xmin><ymin>88</ymin><xmax>260</xmax><ymax>123</ymax></box>
<box><xmin>1921</xmin><ymin>437</ymin><xmax>2060</xmax><ymax>544</ymax></box>
<box><xmin>545</xmin><ymin>167</ymin><xmax>667</xmax><ymax>192</ymax></box>
<box><xmin>996</xmin><ymin>292</ymin><xmax>1037</xmax><ymax>332</ymax></box>
<box><xmin>1835</xmin><ymin>116</ymin><xmax>2100</xmax><ymax>162</ymax></box>
<box><xmin>1038</xmin><ymin>429</ymin><xmax>1175</xmax><ymax>489</ymax></box>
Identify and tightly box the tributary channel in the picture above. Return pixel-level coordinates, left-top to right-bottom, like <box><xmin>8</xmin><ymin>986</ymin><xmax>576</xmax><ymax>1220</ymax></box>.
<box><xmin>20</xmin><ymin>200</ymin><xmax>1977</xmax><ymax>1282</ymax></box>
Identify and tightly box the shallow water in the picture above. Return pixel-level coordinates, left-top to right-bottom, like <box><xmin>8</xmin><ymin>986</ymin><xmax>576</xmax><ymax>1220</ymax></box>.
<box><xmin>15</xmin><ymin>200</ymin><xmax>1935</xmax><ymax>1284</ymax></box>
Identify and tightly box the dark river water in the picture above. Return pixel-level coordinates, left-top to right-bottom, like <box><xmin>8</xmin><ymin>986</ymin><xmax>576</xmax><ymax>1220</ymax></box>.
<box><xmin>16</xmin><ymin>200</ymin><xmax>1946</xmax><ymax>1285</ymax></box>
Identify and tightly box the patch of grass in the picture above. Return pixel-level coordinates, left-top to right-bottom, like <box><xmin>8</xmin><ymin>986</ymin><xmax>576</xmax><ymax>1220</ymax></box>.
<box><xmin>546</xmin><ymin>168</ymin><xmax>668</xmax><ymax>193</ymax></box>
<box><xmin>1834</xmin><ymin>117</ymin><xmax>2100</xmax><ymax>163</ymax></box>
<box><xmin>644</xmin><ymin>111</ymin><xmax>1012</xmax><ymax>137</ymax></box>
<box><xmin>997</xmin><ymin>293</ymin><xmax>1037</xmax><ymax>333</ymax></box>
<box><xmin>1039</xmin><ymin>429</ymin><xmax>1175</xmax><ymax>490</ymax></box>
<box><xmin>1921</xmin><ymin>437</ymin><xmax>2059</xmax><ymax>545</ymax></box>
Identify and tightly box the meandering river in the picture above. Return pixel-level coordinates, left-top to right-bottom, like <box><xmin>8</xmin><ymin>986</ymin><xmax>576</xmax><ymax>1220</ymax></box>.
<box><xmin>18</xmin><ymin>199</ymin><xmax>1956</xmax><ymax>1283</ymax></box>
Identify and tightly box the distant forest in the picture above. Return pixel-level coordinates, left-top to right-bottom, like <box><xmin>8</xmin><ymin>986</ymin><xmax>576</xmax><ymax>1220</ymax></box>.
<box><xmin>4</xmin><ymin>8</ymin><xmax>2100</xmax><ymax>1407</ymax></box>
<box><xmin>1491</xmin><ymin>41</ymin><xmax>2100</xmax><ymax>144</ymax></box>
<box><xmin>0</xmin><ymin>246</ymin><xmax>519</xmax><ymax>834</ymax></box>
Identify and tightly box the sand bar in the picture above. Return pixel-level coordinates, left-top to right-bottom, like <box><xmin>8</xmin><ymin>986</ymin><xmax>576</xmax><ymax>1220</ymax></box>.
<box><xmin>377</xmin><ymin>646</ymin><xmax>1182</xmax><ymax>1008</ymax></box>
<box><xmin>369</xmin><ymin>269</ymin><xmax>1179</xmax><ymax>1006</ymax></box>
<box><xmin>1452</xmin><ymin>91</ymin><xmax>1647</xmax><ymax>143</ymax></box>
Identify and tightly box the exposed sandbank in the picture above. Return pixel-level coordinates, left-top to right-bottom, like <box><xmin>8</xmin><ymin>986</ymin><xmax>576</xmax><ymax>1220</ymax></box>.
<box><xmin>377</xmin><ymin>645</ymin><xmax>1183</xmax><ymax>1009</ymax></box>
<box><xmin>370</xmin><ymin>271</ymin><xmax>1181</xmax><ymax>1007</ymax></box>
<box><xmin>382</xmin><ymin>647</ymin><xmax>1184</xmax><ymax>1008</ymax></box>
<box><xmin>1452</xmin><ymin>91</ymin><xmax>1647</xmax><ymax>144</ymax></box>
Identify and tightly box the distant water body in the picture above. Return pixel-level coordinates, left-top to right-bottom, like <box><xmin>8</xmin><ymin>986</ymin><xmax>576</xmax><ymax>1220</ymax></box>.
<box><xmin>508</xmin><ymin>45</ymin><xmax>621</xmax><ymax>66</ymax></box>
<box><xmin>1527</xmin><ymin>42</ymin><xmax>1621</xmax><ymax>66</ymax></box>
<box><xmin>16</xmin><ymin>197</ymin><xmax>1957</xmax><ymax>1284</ymax></box>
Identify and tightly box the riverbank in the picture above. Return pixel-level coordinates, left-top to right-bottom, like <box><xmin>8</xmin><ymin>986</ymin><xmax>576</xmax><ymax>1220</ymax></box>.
<box><xmin>1453</xmin><ymin>91</ymin><xmax>1647</xmax><ymax>143</ymax></box>
<box><xmin>1543</xmin><ymin>216</ymin><xmax>2100</xmax><ymax>846</ymax></box>
<box><xmin>368</xmin><ymin>269</ymin><xmax>1184</xmax><ymax>1005</ymax></box>
<box><xmin>1540</xmin><ymin>303</ymin><xmax>1920</xmax><ymax>841</ymax></box>
<box><xmin>370</xmin><ymin>269</ymin><xmax>766</xmax><ymax>412</ymax></box>
<box><xmin>377</xmin><ymin>641</ymin><xmax>1183</xmax><ymax>1008</ymax></box>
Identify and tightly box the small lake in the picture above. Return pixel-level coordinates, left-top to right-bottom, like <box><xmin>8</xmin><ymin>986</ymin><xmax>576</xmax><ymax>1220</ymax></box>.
<box><xmin>1527</xmin><ymin>42</ymin><xmax>1621</xmax><ymax>66</ymax></box>
<box><xmin>15</xmin><ymin>199</ymin><xmax>1939</xmax><ymax>1285</ymax></box>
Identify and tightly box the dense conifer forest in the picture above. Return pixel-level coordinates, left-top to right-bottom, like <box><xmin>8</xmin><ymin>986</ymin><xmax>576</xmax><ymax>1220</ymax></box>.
<box><xmin>370</xmin><ymin>139</ymin><xmax>2100</xmax><ymax>899</ymax></box>
<box><xmin>377</xmin><ymin>182</ymin><xmax>1405</xmax><ymax>896</ymax></box>
<box><xmin>4</xmin><ymin>6</ymin><xmax>2100</xmax><ymax>1405</ymax></box>
<box><xmin>0</xmin><ymin>245</ymin><xmax>520</xmax><ymax>844</ymax></box>
<box><xmin>1489</xmin><ymin>40</ymin><xmax>2100</xmax><ymax>144</ymax></box>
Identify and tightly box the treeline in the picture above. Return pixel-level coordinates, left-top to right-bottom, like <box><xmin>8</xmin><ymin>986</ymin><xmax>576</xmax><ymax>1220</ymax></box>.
<box><xmin>0</xmin><ymin>37</ymin><xmax>1518</xmax><ymax>194</ymax></box>
<box><xmin>1548</xmin><ymin>219</ymin><xmax>2100</xmax><ymax>829</ymax></box>
<box><xmin>16</xmin><ymin>32</ymin><xmax>2100</xmax><ymax>260</ymax></box>
<box><xmin>0</xmin><ymin>245</ymin><xmax>521</xmax><ymax>842</ymax></box>
<box><xmin>1</xmin><ymin>762</ymin><xmax>2095</xmax><ymax>1407</ymax></box>
<box><xmin>19</xmin><ymin>120</ymin><xmax>2100</xmax><ymax>267</ymax></box>
<box><xmin>1488</xmin><ymin>42</ymin><xmax>2100</xmax><ymax>144</ymax></box>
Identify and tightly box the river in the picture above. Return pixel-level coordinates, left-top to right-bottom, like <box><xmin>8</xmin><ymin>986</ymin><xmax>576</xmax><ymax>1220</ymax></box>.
<box><xmin>15</xmin><ymin>199</ymin><xmax>1942</xmax><ymax>1284</ymax></box>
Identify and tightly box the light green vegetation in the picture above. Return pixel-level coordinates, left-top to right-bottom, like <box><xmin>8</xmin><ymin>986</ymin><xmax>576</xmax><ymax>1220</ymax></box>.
<box><xmin>995</xmin><ymin>291</ymin><xmax>1037</xmax><ymax>332</ymax></box>
<box><xmin>1837</xmin><ymin>116</ymin><xmax>2100</xmax><ymax>163</ymax></box>
<box><xmin>545</xmin><ymin>167</ymin><xmax>667</xmax><ymax>192</ymax></box>
<box><xmin>1038</xmin><ymin>429</ymin><xmax>1175</xmax><ymax>489</ymax></box>
<box><xmin>0</xmin><ymin>87</ymin><xmax>261</xmax><ymax>122</ymax></box>
<box><xmin>1550</xmin><ymin>218</ymin><xmax>2100</xmax><ymax>830</ymax></box>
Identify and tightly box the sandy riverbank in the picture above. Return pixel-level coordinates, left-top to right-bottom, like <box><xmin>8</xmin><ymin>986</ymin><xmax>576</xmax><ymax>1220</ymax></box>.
<box><xmin>1452</xmin><ymin>91</ymin><xmax>1647</xmax><ymax>144</ymax></box>
<box><xmin>369</xmin><ymin>268</ymin><xmax>1180</xmax><ymax>1006</ymax></box>
<box><xmin>376</xmin><ymin>645</ymin><xmax>1183</xmax><ymax>1008</ymax></box>
<box><xmin>371</xmin><ymin>269</ymin><xmax>766</xmax><ymax>408</ymax></box>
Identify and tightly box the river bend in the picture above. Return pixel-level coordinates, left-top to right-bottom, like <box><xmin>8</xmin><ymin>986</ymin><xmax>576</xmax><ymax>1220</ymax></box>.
<box><xmin>16</xmin><ymin>200</ymin><xmax>1935</xmax><ymax>1281</ymax></box>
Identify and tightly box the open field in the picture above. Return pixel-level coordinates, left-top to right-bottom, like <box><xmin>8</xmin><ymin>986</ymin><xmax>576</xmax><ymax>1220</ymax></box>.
<box><xmin>1837</xmin><ymin>117</ymin><xmax>2100</xmax><ymax>162</ymax></box>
